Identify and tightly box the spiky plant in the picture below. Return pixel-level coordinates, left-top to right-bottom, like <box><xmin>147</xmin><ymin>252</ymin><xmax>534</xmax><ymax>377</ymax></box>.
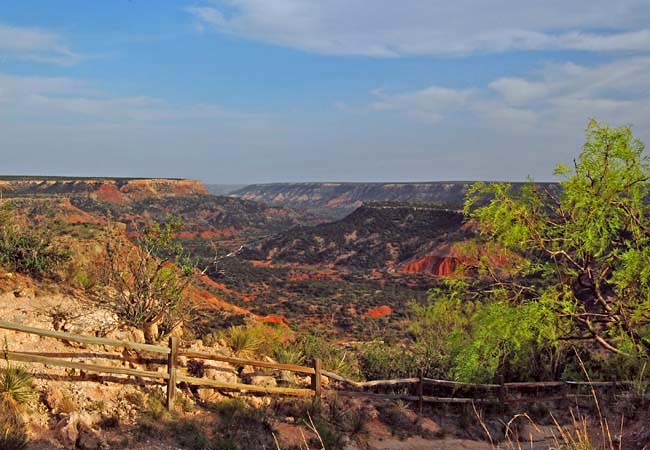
<box><xmin>272</xmin><ymin>347</ymin><xmax>305</xmax><ymax>366</ymax></box>
<box><xmin>222</xmin><ymin>326</ymin><xmax>261</xmax><ymax>358</ymax></box>
<box><xmin>0</xmin><ymin>365</ymin><xmax>32</xmax><ymax>448</ymax></box>
<box><xmin>0</xmin><ymin>365</ymin><xmax>35</xmax><ymax>412</ymax></box>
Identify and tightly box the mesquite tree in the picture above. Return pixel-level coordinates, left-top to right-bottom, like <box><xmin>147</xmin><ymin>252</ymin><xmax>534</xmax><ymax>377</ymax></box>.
<box><xmin>102</xmin><ymin>216</ymin><xmax>195</xmax><ymax>344</ymax></box>
<box><xmin>466</xmin><ymin>119</ymin><xmax>650</xmax><ymax>359</ymax></box>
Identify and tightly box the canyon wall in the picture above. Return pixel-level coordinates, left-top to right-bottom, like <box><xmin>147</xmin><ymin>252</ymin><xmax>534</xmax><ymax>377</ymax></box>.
<box><xmin>0</xmin><ymin>177</ymin><xmax>208</xmax><ymax>202</ymax></box>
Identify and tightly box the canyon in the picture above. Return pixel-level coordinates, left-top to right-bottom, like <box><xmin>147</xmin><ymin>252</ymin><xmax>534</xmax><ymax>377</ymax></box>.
<box><xmin>0</xmin><ymin>177</ymin><xmax>493</xmax><ymax>339</ymax></box>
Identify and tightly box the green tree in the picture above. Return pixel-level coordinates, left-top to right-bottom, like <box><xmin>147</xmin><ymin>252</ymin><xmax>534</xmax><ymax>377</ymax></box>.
<box><xmin>101</xmin><ymin>216</ymin><xmax>195</xmax><ymax>343</ymax></box>
<box><xmin>466</xmin><ymin>119</ymin><xmax>650</xmax><ymax>359</ymax></box>
<box><xmin>409</xmin><ymin>281</ymin><xmax>565</xmax><ymax>383</ymax></box>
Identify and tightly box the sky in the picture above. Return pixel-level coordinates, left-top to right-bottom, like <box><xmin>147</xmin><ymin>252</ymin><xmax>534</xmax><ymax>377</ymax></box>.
<box><xmin>1</xmin><ymin>1</ymin><xmax>650</xmax><ymax>183</ymax></box>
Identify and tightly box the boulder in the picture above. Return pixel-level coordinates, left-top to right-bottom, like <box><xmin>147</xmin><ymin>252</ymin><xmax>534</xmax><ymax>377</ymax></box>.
<box><xmin>196</xmin><ymin>388</ymin><xmax>226</xmax><ymax>403</ymax></box>
<box><xmin>249</xmin><ymin>375</ymin><xmax>277</xmax><ymax>389</ymax></box>
<box><xmin>77</xmin><ymin>422</ymin><xmax>104</xmax><ymax>450</ymax></box>
<box><xmin>204</xmin><ymin>367</ymin><xmax>239</xmax><ymax>385</ymax></box>
<box><xmin>55</xmin><ymin>412</ymin><xmax>94</xmax><ymax>449</ymax></box>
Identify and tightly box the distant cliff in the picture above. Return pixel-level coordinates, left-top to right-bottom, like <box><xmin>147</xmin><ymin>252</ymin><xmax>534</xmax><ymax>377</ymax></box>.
<box><xmin>0</xmin><ymin>176</ymin><xmax>208</xmax><ymax>202</ymax></box>
<box><xmin>231</xmin><ymin>181</ymin><xmax>559</xmax><ymax>216</ymax></box>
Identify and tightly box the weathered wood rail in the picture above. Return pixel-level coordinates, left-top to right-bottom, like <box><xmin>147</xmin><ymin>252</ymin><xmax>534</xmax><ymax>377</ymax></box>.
<box><xmin>0</xmin><ymin>320</ymin><xmax>320</xmax><ymax>411</ymax></box>
<box><xmin>0</xmin><ymin>320</ymin><xmax>639</xmax><ymax>412</ymax></box>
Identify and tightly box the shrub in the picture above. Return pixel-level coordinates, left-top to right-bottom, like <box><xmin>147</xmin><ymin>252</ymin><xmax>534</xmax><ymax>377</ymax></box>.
<box><xmin>222</xmin><ymin>326</ymin><xmax>262</xmax><ymax>358</ymax></box>
<box><xmin>0</xmin><ymin>365</ymin><xmax>35</xmax><ymax>410</ymax></box>
<box><xmin>359</xmin><ymin>342</ymin><xmax>418</xmax><ymax>380</ymax></box>
<box><xmin>298</xmin><ymin>334</ymin><xmax>360</xmax><ymax>379</ymax></box>
<box><xmin>272</xmin><ymin>346</ymin><xmax>305</xmax><ymax>366</ymax></box>
<box><xmin>208</xmin><ymin>399</ymin><xmax>276</xmax><ymax>450</ymax></box>
<box><xmin>100</xmin><ymin>216</ymin><xmax>195</xmax><ymax>343</ymax></box>
<box><xmin>173</xmin><ymin>419</ymin><xmax>210</xmax><ymax>450</ymax></box>
<box><xmin>0</xmin><ymin>365</ymin><xmax>33</xmax><ymax>450</ymax></box>
<box><xmin>0</xmin><ymin>204</ymin><xmax>70</xmax><ymax>277</ymax></box>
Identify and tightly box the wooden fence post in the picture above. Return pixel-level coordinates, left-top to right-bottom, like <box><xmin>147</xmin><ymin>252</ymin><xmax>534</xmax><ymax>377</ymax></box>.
<box><xmin>417</xmin><ymin>368</ymin><xmax>424</xmax><ymax>417</ymax></box>
<box><xmin>167</xmin><ymin>336</ymin><xmax>178</xmax><ymax>412</ymax></box>
<box><xmin>498</xmin><ymin>374</ymin><xmax>506</xmax><ymax>409</ymax></box>
<box><xmin>311</xmin><ymin>358</ymin><xmax>322</xmax><ymax>399</ymax></box>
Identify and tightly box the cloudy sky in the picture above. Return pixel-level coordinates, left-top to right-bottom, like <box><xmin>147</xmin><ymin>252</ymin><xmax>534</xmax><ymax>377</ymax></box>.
<box><xmin>1</xmin><ymin>1</ymin><xmax>650</xmax><ymax>183</ymax></box>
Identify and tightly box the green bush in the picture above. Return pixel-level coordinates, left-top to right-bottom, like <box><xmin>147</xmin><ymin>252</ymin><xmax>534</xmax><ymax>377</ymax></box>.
<box><xmin>272</xmin><ymin>346</ymin><xmax>305</xmax><ymax>365</ymax></box>
<box><xmin>298</xmin><ymin>334</ymin><xmax>360</xmax><ymax>379</ymax></box>
<box><xmin>173</xmin><ymin>419</ymin><xmax>210</xmax><ymax>450</ymax></box>
<box><xmin>408</xmin><ymin>289</ymin><xmax>564</xmax><ymax>383</ymax></box>
<box><xmin>359</xmin><ymin>342</ymin><xmax>418</xmax><ymax>380</ymax></box>
<box><xmin>0</xmin><ymin>205</ymin><xmax>70</xmax><ymax>277</ymax></box>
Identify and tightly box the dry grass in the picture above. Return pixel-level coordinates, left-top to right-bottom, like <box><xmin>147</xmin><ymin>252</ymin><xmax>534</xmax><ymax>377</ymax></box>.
<box><xmin>477</xmin><ymin>351</ymin><xmax>624</xmax><ymax>450</ymax></box>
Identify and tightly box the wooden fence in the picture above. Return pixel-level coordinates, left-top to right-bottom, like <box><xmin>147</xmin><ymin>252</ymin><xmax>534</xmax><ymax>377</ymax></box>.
<box><xmin>0</xmin><ymin>320</ymin><xmax>319</xmax><ymax>411</ymax></box>
<box><xmin>321</xmin><ymin>369</ymin><xmax>635</xmax><ymax>415</ymax></box>
<box><xmin>0</xmin><ymin>320</ymin><xmax>637</xmax><ymax>413</ymax></box>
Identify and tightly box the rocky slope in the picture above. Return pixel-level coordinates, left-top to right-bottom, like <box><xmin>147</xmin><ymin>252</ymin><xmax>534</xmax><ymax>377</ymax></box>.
<box><xmin>70</xmin><ymin>194</ymin><xmax>303</xmax><ymax>238</ymax></box>
<box><xmin>241</xmin><ymin>202</ymin><xmax>468</xmax><ymax>270</ymax></box>
<box><xmin>0</xmin><ymin>176</ymin><xmax>307</xmax><ymax>244</ymax></box>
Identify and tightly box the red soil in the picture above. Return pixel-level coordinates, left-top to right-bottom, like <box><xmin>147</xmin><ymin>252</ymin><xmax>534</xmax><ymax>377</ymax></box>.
<box><xmin>259</xmin><ymin>315</ymin><xmax>288</xmax><ymax>326</ymax></box>
<box><xmin>186</xmin><ymin>284</ymin><xmax>253</xmax><ymax>317</ymax></box>
<box><xmin>363</xmin><ymin>305</ymin><xmax>393</xmax><ymax>318</ymax></box>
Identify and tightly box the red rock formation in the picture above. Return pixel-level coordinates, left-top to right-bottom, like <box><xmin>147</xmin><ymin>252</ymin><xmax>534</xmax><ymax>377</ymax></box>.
<box><xmin>96</xmin><ymin>183</ymin><xmax>128</xmax><ymax>204</ymax></box>
<box><xmin>400</xmin><ymin>241</ymin><xmax>512</xmax><ymax>277</ymax></box>
<box><xmin>402</xmin><ymin>254</ymin><xmax>470</xmax><ymax>277</ymax></box>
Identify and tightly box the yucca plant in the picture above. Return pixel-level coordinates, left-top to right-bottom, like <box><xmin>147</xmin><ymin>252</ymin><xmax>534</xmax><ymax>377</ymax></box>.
<box><xmin>272</xmin><ymin>347</ymin><xmax>305</xmax><ymax>366</ymax></box>
<box><xmin>0</xmin><ymin>364</ymin><xmax>32</xmax><ymax>450</ymax></box>
<box><xmin>222</xmin><ymin>326</ymin><xmax>262</xmax><ymax>358</ymax></box>
<box><xmin>0</xmin><ymin>365</ymin><xmax>35</xmax><ymax>411</ymax></box>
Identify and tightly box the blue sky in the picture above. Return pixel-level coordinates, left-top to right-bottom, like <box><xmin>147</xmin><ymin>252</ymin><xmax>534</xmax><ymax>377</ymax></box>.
<box><xmin>1</xmin><ymin>1</ymin><xmax>650</xmax><ymax>183</ymax></box>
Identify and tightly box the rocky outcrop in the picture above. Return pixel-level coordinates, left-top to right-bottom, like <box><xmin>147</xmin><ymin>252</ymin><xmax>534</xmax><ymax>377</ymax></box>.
<box><xmin>401</xmin><ymin>243</ymin><xmax>472</xmax><ymax>277</ymax></box>
<box><xmin>400</xmin><ymin>241</ymin><xmax>512</xmax><ymax>277</ymax></box>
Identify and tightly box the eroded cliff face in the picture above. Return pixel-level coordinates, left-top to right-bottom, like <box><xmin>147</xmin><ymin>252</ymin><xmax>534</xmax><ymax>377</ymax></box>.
<box><xmin>400</xmin><ymin>241</ymin><xmax>512</xmax><ymax>277</ymax></box>
<box><xmin>402</xmin><ymin>254</ymin><xmax>469</xmax><ymax>277</ymax></box>
<box><xmin>231</xmin><ymin>182</ymin><xmax>561</xmax><ymax>219</ymax></box>
<box><xmin>232</xmin><ymin>182</ymin><xmax>473</xmax><ymax>215</ymax></box>
<box><xmin>0</xmin><ymin>177</ymin><xmax>208</xmax><ymax>203</ymax></box>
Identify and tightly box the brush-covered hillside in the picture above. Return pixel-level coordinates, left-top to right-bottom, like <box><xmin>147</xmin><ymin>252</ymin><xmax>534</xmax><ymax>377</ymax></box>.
<box><xmin>241</xmin><ymin>202</ymin><xmax>468</xmax><ymax>269</ymax></box>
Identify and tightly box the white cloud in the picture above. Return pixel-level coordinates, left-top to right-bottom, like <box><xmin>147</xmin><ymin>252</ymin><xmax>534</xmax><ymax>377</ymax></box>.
<box><xmin>187</xmin><ymin>0</ymin><xmax>650</xmax><ymax>56</ymax></box>
<box><xmin>0</xmin><ymin>72</ymin><xmax>256</xmax><ymax>124</ymax></box>
<box><xmin>368</xmin><ymin>57</ymin><xmax>650</xmax><ymax>135</ymax></box>
<box><xmin>0</xmin><ymin>24</ymin><xmax>80</xmax><ymax>65</ymax></box>
<box><xmin>371</xmin><ymin>86</ymin><xmax>474</xmax><ymax>123</ymax></box>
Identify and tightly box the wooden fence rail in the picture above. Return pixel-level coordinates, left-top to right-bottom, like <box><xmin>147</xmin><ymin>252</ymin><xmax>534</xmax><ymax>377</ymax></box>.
<box><xmin>0</xmin><ymin>320</ymin><xmax>639</xmax><ymax>412</ymax></box>
<box><xmin>0</xmin><ymin>320</ymin><xmax>320</xmax><ymax>411</ymax></box>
